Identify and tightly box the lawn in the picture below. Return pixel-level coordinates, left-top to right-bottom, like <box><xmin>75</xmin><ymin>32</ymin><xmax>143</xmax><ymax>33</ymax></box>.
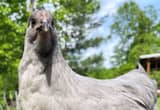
<box><xmin>158</xmin><ymin>97</ymin><xmax>160</xmax><ymax>109</ymax></box>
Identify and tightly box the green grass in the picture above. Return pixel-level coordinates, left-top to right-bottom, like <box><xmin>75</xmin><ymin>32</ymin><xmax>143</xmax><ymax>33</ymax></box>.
<box><xmin>158</xmin><ymin>97</ymin><xmax>160</xmax><ymax>109</ymax></box>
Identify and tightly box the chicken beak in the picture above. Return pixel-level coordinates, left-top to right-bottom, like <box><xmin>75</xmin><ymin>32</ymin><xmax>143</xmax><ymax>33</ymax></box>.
<box><xmin>42</xmin><ymin>20</ymin><xmax>49</xmax><ymax>32</ymax></box>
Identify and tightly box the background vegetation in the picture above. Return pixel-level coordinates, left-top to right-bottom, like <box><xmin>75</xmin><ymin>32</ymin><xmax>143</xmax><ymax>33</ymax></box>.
<box><xmin>0</xmin><ymin>0</ymin><xmax>159</xmax><ymax>109</ymax></box>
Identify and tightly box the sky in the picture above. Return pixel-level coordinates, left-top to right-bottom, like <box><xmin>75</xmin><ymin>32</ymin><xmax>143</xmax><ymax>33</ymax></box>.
<box><xmin>83</xmin><ymin>0</ymin><xmax>160</xmax><ymax>68</ymax></box>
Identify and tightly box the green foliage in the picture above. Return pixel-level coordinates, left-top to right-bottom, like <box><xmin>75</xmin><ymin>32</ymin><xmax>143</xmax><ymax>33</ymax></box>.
<box><xmin>87</xmin><ymin>63</ymin><xmax>134</xmax><ymax>79</ymax></box>
<box><xmin>0</xmin><ymin>91</ymin><xmax>17</xmax><ymax>110</ymax></box>
<box><xmin>110</xmin><ymin>1</ymin><xmax>160</xmax><ymax>66</ymax></box>
<box><xmin>150</xmin><ymin>71</ymin><xmax>160</xmax><ymax>88</ymax></box>
<box><xmin>0</xmin><ymin>0</ymin><xmax>28</xmax><ymax>91</ymax></box>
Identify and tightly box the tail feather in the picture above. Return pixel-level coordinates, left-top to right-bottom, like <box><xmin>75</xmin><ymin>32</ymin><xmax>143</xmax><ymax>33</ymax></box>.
<box><xmin>137</xmin><ymin>62</ymin><xmax>146</xmax><ymax>73</ymax></box>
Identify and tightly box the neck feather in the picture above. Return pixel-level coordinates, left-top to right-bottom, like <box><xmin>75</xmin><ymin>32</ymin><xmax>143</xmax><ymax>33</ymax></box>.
<box><xmin>19</xmin><ymin>40</ymin><xmax>77</xmax><ymax>94</ymax></box>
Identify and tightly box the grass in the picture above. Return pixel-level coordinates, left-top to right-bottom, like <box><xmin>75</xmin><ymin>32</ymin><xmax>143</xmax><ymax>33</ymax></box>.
<box><xmin>158</xmin><ymin>97</ymin><xmax>160</xmax><ymax>109</ymax></box>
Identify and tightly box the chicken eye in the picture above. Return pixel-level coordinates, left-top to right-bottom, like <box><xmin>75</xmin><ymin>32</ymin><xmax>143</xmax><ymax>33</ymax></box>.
<box><xmin>51</xmin><ymin>21</ymin><xmax>54</xmax><ymax>26</ymax></box>
<box><xmin>31</xmin><ymin>18</ymin><xmax>36</xmax><ymax>26</ymax></box>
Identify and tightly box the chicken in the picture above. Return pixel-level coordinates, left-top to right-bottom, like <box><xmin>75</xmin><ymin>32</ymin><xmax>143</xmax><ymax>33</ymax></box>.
<box><xmin>18</xmin><ymin>8</ymin><xmax>157</xmax><ymax>110</ymax></box>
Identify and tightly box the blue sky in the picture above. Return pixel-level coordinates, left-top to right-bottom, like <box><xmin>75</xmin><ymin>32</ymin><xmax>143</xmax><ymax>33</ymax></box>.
<box><xmin>84</xmin><ymin>0</ymin><xmax>160</xmax><ymax>68</ymax></box>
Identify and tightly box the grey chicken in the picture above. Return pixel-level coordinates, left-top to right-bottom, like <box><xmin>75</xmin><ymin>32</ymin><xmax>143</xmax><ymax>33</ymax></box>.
<box><xmin>18</xmin><ymin>9</ymin><xmax>157</xmax><ymax>110</ymax></box>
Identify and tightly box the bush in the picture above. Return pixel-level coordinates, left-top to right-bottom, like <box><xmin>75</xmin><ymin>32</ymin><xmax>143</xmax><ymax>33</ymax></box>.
<box><xmin>0</xmin><ymin>91</ymin><xmax>17</xmax><ymax>110</ymax></box>
<box><xmin>87</xmin><ymin>63</ymin><xmax>135</xmax><ymax>80</ymax></box>
<box><xmin>150</xmin><ymin>71</ymin><xmax>160</xmax><ymax>89</ymax></box>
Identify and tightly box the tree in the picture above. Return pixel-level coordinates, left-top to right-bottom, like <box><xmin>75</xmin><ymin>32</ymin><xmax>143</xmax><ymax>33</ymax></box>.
<box><xmin>110</xmin><ymin>1</ymin><xmax>160</xmax><ymax>67</ymax></box>
<box><xmin>0</xmin><ymin>0</ymin><xmax>28</xmax><ymax>91</ymax></box>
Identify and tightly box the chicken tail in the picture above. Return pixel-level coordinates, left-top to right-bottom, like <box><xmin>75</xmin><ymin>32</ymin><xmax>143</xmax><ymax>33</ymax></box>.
<box><xmin>136</xmin><ymin>62</ymin><xmax>146</xmax><ymax>73</ymax></box>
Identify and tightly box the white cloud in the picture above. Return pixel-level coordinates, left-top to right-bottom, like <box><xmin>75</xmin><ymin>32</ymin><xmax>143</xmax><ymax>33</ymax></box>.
<box><xmin>97</xmin><ymin>0</ymin><xmax>128</xmax><ymax>17</ymax></box>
